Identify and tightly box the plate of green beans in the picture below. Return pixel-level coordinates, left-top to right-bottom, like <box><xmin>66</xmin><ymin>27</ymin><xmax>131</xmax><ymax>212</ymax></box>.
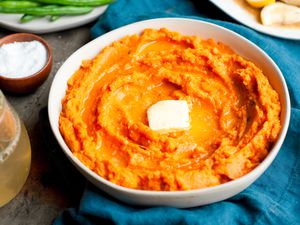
<box><xmin>0</xmin><ymin>0</ymin><xmax>114</xmax><ymax>33</ymax></box>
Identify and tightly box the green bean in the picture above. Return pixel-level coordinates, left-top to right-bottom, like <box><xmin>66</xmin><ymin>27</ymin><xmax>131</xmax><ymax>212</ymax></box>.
<box><xmin>20</xmin><ymin>14</ymin><xmax>44</xmax><ymax>23</ymax></box>
<box><xmin>49</xmin><ymin>15</ymin><xmax>59</xmax><ymax>21</ymax></box>
<box><xmin>0</xmin><ymin>5</ymin><xmax>93</xmax><ymax>15</ymax></box>
<box><xmin>23</xmin><ymin>0</ymin><xmax>114</xmax><ymax>6</ymax></box>
<box><xmin>19</xmin><ymin>5</ymin><xmax>59</xmax><ymax>23</ymax></box>
<box><xmin>0</xmin><ymin>1</ymin><xmax>40</xmax><ymax>8</ymax></box>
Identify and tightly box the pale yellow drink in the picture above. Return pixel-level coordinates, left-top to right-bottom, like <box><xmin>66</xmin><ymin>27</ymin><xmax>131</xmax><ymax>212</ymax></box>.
<box><xmin>0</xmin><ymin>91</ymin><xmax>31</xmax><ymax>207</ymax></box>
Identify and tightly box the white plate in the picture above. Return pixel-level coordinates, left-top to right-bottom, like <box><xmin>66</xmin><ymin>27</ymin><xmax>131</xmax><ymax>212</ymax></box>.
<box><xmin>0</xmin><ymin>6</ymin><xmax>107</xmax><ymax>34</ymax></box>
<box><xmin>209</xmin><ymin>0</ymin><xmax>300</xmax><ymax>40</ymax></box>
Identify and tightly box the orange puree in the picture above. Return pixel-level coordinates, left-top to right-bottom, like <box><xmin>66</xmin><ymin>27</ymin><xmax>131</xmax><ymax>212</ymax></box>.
<box><xmin>59</xmin><ymin>28</ymin><xmax>281</xmax><ymax>191</ymax></box>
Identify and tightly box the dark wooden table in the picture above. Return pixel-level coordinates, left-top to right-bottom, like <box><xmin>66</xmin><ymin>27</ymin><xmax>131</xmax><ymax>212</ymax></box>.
<box><xmin>0</xmin><ymin>25</ymin><xmax>92</xmax><ymax>225</ymax></box>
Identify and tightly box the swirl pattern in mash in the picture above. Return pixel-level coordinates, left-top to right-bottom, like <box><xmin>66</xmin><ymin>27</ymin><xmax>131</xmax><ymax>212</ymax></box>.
<box><xmin>59</xmin><ymin>28</ymin><xmax>281</xmax><ymax>191</ymax></box>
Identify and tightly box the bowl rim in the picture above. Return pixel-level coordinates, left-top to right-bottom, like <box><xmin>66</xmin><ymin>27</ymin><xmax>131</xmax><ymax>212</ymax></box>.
<box><xmin>48</xmin><ymin>17</ymin><xmax>291</xmax><ymax>196</ymax></box>
<box><xmin>0</xmin><ymin>33</ymin><xmax>52</xmax><ymax>81</ymax></box>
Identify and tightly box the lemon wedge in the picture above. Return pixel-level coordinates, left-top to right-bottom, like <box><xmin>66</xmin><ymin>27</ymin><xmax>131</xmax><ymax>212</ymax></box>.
<box><xmin>261</xmin><ymin>2</ymin><xmax>300</xmax><ymax>25</ymax></box>
<box><xmin>246</xmin><ymin>0</ymin><xmax>275</xmax><ymax>8</ymax></box>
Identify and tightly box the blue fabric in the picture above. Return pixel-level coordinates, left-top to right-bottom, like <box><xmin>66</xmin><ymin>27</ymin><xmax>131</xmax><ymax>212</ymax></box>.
<box><xmin>54</xmin><ymin>0</ymin><xmax>300</xmax><ymax>224</ymax></box>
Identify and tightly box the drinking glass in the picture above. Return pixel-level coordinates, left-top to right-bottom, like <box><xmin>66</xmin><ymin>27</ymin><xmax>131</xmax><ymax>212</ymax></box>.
<box><xmin>0</xmin><ymin>90</ymin><xmax>31</xmax><ymax>207</ymax></box>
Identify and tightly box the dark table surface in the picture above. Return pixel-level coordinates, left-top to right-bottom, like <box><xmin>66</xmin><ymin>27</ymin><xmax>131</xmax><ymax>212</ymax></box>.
<box><xmin>0</xmin><ymin>25</ymin><xmax>92</xmax><ymax>225</ymax></box>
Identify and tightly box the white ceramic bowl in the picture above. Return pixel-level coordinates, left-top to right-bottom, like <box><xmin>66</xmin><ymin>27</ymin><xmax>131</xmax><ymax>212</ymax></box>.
<box><xmin>48</xmin><ymin>18</ymin><xmax>290</xmax><ymax>208</ymax></box>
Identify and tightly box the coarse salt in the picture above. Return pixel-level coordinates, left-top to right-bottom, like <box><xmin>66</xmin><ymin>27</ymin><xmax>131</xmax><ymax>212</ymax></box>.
<box><xmin>0</xmin><ymin>40</ymin><xmax>47</xmax><ymax>78</ymax></box>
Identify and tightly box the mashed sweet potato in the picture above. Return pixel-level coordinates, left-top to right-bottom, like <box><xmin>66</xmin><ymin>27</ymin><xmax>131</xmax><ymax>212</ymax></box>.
<box><xmin>59</xmin><ymin>28</ymin><xmax>281</xmax><ymax>191</ymax></box>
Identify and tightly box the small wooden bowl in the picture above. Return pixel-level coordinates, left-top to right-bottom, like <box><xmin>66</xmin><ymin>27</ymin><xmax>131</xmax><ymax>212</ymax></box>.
<box><xmin>0</xmin><ymin>33</ymin><xmax>52</xmax><ymax>94</ymax></box>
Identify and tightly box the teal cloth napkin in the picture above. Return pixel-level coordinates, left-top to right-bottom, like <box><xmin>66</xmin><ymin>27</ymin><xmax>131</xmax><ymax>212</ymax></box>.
<box><xmin>54</xmin><ymin>0</ymin><xmax>300</xmax><ymax>224</ymax></box>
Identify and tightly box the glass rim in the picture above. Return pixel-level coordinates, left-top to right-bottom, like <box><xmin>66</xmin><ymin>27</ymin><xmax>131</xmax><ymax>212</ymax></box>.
<box><xmin>0</xmin><ymin>91</ymin><xmax>20</xmax><ymax>162</ymax></box>
<box><xmin>0</xmin><ymin>90</ymin><xmax>5</xmax><ymax>120</ymax></box>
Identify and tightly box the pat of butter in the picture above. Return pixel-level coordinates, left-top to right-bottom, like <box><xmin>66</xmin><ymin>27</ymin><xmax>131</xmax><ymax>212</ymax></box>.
<box><xmin>147</xmin><ymin>100</ymin><xmax>190</xmax><ymax>131</ymax></box>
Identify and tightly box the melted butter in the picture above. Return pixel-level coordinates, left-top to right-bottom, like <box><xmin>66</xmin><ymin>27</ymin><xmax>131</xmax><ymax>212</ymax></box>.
<box><xmin>189</xmin><ymin>100</ymin><xmax>221</xmax><ymax>150</ymax></box>
<box><xmin>137</xmin><ymin>39</ymin><xmax>188</xmax><ymax>55</ymax></box>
